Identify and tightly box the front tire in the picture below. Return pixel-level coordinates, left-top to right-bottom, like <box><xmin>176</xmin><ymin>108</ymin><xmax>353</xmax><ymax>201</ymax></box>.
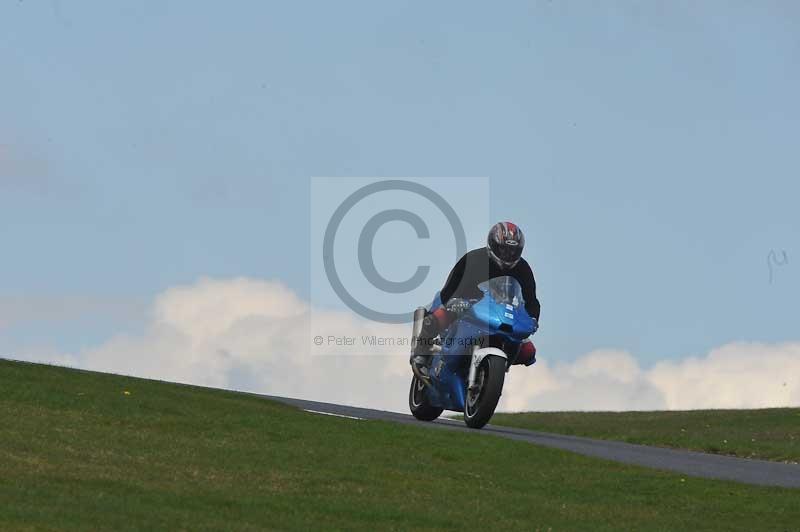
<box><xmin>409</xmin><ymin>376</ymin><xmax>443</xmax><ymax>421</ymax></box>
<box><xmin>463</xmin><ymin>356</ymin><xmax>506</xmax><ymax>429</ymax></box>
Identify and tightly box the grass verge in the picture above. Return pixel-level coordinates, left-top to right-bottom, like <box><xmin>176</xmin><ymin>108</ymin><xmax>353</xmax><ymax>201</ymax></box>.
<box><xmin>1</xmin><ymin>359</ymin><xmax>798</xmax><ymax>531</ymax></box>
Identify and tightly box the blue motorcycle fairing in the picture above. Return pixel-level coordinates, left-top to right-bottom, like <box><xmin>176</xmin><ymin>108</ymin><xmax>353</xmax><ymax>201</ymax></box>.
<box><xmin>466</xmin><ymin>294</ymin><xmax>536</xmax><ymax>341</ymax></box>
<box><xmin>422</xmin><ymin>276</ymin><xmax>537</xmax><ymax>412</ymax></box>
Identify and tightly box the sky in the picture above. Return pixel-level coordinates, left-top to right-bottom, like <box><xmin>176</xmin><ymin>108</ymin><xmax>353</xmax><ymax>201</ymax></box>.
<box><xmin>1</xmin><ymin>1</ymin><xmax>798</xmax><ymax>411</ymax></box>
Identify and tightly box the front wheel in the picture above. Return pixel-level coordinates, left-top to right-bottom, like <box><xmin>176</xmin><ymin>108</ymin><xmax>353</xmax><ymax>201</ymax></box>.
<box><xmin>464</xmin><ymin>356</ymin><xmax>506</xmax><ymax>429</ymax></box>
<box><xmin>409</xmin><ymin>376</ymin><xmax>444</xmax><ymax>421</ymax></box>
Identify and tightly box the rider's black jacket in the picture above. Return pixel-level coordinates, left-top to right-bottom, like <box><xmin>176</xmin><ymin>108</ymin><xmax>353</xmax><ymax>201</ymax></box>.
<box><xmin>439</xmin><ymin>248</ymin><xmax>541</xmax><ymax>321</ymax></box>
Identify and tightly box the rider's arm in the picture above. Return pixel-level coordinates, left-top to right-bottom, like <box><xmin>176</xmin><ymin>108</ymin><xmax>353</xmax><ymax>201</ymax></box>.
<box><xmin>519</xmin><ymin>261</ymin><xmax>541</xmax><ymax>322</ymax></box>
<box><xmin>439</xmin><ymin>253</ymin><xmax>468</xmax><ymax>306</ymax></box>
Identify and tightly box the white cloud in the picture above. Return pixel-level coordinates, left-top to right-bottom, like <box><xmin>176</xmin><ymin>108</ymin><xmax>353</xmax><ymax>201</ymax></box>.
<box><xmin>647</xmin><ymin>342</ymin><xmax>800</xmax><ymax>410</ymax></box>
<box><xmin>500</xmin><ymin>350</ymin><xmax>666</xmax><ymax>412</ymax></box>
<box><xmin>501</xmin><ymin>344</ymin><xmax>800</xmax><ymax>412</ymax></box>
<box><xmin>12</xmin><ymin>277</ymin><xmax>800</xmax><ymax>413</ymax></box>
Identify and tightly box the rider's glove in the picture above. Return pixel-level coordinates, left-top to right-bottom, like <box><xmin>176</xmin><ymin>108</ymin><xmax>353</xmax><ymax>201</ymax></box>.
<box><xmin>445</xmin><ymin>298</ymin><xmax>472</xmax><ymax>315</ymax></box>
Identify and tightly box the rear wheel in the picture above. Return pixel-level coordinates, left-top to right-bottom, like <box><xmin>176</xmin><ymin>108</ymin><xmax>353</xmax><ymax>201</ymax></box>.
<box><xmin>409</xmin><ymin>376</ymin><xmax>444</xmax><ymax>421</ymax></box>
<box><xmin>464</xmin><ymin>356</ymin><xmax>506</xmax><ymax>429</ymax></box>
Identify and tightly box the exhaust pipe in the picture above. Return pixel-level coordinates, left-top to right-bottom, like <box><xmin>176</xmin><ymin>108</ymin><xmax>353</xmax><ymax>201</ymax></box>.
<box><xmin>410</xmin><ymin>307</ymin><xmax>426</xmax><ymax>354</ymax></box>
<box><xmin>410</xmin><ymin>307</ymin><xmax>432</xmax><ymax>386</ymax></box>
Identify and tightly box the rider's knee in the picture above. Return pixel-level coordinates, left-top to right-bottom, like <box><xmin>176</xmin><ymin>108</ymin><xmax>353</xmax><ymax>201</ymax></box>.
<box><xmin>431</xmin><ymin>307</ymin><xmax>451</xmax><ymax>328</ymax></box>
<box><xmin>515</xmin><ymin>340</ymin><xmax>536</xmax><ymax>366</ymax></box>
<box><xmin>422</xmin><ymin>306</ymin><xmax>451</xmax><ymax>337</ymax></box>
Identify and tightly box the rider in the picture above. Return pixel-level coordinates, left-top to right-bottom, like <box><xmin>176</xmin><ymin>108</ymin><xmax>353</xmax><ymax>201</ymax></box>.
<box><xmin>411</xmin><ymin>221</ymin><xmax>541</xmax><ymax>376</ymax></box>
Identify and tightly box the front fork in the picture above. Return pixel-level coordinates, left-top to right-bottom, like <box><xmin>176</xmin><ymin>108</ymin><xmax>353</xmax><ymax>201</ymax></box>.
<box><xmin>467</xmin><ymin>345</ymin><xmax>480</xmax><ymax>393</ymax></box>
<box><xmin>468</xmin><ymin>346</ymin><xmax>509</xmax><ymax>392</ymax></box>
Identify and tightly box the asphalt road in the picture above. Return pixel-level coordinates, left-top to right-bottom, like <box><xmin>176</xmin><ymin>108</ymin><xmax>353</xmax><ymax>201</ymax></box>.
<box><xmin>264</xmin><ymin>395</ymin><xmax>800</xmax><ymax>489</ymax></box>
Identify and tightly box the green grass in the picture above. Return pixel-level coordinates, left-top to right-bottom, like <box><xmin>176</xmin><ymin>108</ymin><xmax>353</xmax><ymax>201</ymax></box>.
<box><xmin>492</xmin><ymin>409</ymin><xmax>800</xmax><ymax>463</ymax></box>
<box><xmin>1</xmin><ymin>359</ymin><xmax>799</xmax><ymax>532</ymax></box>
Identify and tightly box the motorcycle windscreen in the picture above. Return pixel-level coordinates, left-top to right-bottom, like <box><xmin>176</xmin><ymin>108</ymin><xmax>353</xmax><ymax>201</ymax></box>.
<box><xmin>476</xmin><ymin>276</ymin><xmax>525</xmax><ymax>308</ymax></box>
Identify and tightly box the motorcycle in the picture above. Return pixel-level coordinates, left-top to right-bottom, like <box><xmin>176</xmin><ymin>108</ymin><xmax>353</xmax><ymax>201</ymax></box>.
<box><xmin>409</xmin><ymin>275</ymin><xmax>538</xmax><ymax>429</ymax></box>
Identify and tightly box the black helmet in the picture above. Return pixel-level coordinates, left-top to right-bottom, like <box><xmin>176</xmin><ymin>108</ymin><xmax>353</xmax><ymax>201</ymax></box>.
<box><xmin>487</xmin><ymin>221</ymin><xmax>525</xmax><ymax>269</ymax></box>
